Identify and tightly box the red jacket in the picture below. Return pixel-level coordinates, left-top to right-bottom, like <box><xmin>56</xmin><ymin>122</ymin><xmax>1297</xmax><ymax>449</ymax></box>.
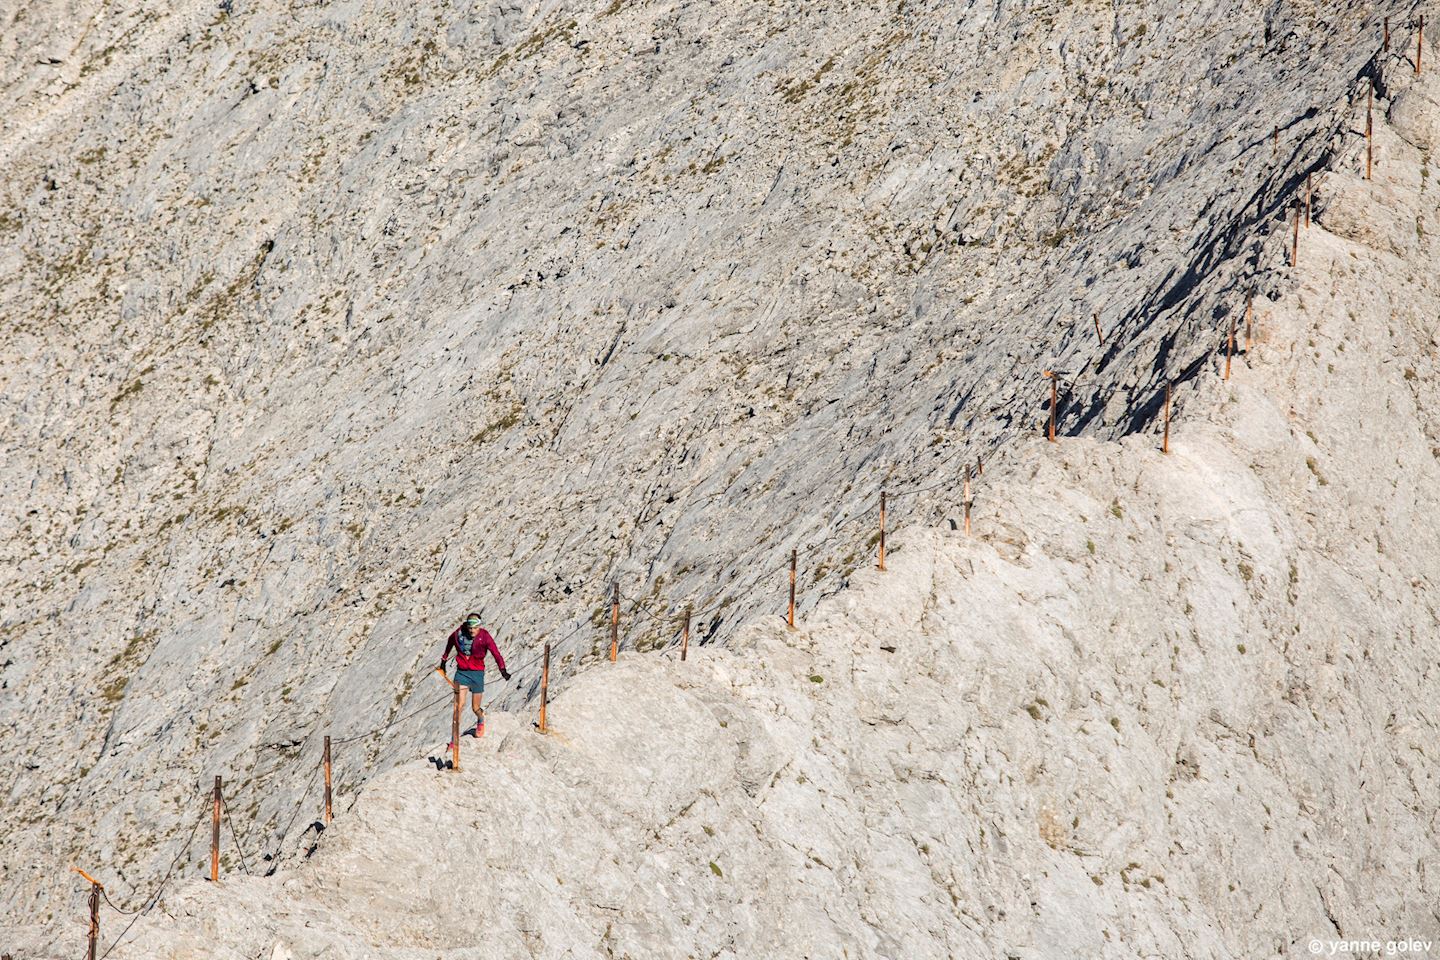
<box><xmin>443</xmin><ymin>627</ymin><xmax>506</xmax><ymax>673</ymax></box>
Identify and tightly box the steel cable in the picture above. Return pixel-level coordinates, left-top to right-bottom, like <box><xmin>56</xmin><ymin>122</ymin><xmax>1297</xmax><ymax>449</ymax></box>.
<box><xmin>97</xmin><ymin>887</ymin><xmax>140</xmax><ymax>917</ymax></box>
<box><xmin>220</xmin><ymin>785</ymin><xmax>253</xmax><ymax>877</ymax></box>
<box><xmin>270</xmin><ymin>762</ymin><xmax>322</xmax><ymax>856</ymax></box>
<box><xmin>96</xmin><ymin>794</ymin><xmax>207</xmax><ymax>960</ymax></box>
<box><xmin>500</xmin><ymin>615</ymin><xmax>593</xmax><ymax>677</ymax></box>
<box><xmin>330</xmin><ymin>691</ymin><xmax>453</xmax><ymax>746</ymax></box>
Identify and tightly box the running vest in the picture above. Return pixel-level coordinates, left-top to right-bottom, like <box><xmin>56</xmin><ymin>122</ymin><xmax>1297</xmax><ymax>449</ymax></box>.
<box><xmin>457</xmin><ymin>629</ymin><xmax>478</xmax><ymax>658</ymax></box>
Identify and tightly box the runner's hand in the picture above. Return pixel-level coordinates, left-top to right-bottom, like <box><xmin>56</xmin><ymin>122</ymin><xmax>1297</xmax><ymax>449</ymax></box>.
<box><xmin>501</xmin><ymin>669</ymin><xmax>512</xmax><ymax>681</ymax></box>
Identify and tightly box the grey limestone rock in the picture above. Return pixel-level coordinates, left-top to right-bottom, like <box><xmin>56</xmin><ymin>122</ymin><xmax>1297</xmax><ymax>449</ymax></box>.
<box><xmin>1</xmin><ymin>0</ymin><xmax>1438</xmax><ymax>955</ymax></box>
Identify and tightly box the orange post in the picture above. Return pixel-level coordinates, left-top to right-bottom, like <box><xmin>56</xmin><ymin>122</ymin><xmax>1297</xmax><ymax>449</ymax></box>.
<box><xmin>609</xmin><ymin>582</ymin><xmax>620</xmax><ymax>662</ymax></box>
<box><xmin>323</xmin><ymin>736</ymin><xmax>333</xmax><ymax>825</ymax></box>
<box><xmin>1245</xmin><ymin>294</ymin><xmax>1254</xmax><ymax>353</ymax></box>
<box><xmin>1367</xmin><ymin>83</ymin><xmax>1374</xmax><ymax>180</ymax></box>
<box><xmin>976</xmin><ymin>455</ymin><xmax>983</xmax><ymax>476</ymax></box>
<box><xmin>1051</xmin><ymin>373</ymin><xmax>1058</xmax><ymax>441</ymax></box>
<box><xmin>1044</xmin><ymin>370</ymin><xmax>1058</xmax><ymax>441</ymax></box>
<box><xmin>1386</xmin><ymin>16</ymin><xmax>1391</xmax><ymax>51</ymax></box>
<box><xmin>70</xmin><ymin>868</ymin><xmax>102</xmax><ymax>960</ymax></box>
<box><xmin>451</xmin><ymin>686</ymin><xmax>462</xmax><ymax>771</ymax></box>
<box><xmin>210</xmin><ymin>776</ymin><xmax>221</xmax><ymax>882</ymax></box>
<box><xmin>538</xmin><ymin>642</ymin><xmax>550</xmax><ymax>732</ymax></box>
<box><xmin>70</xmin><ymin>866</ymin><xmax>104</xmax><ymax>888</ymax></box>
<box><xmin>680</xmin><ymin>609</ymin><xmax>691</xmax><ymax>662</ymax></box>
<box><xmin>787</xmin><ymin>549</ymin><xmax>797</xmax><ymax>629</ymax></box>
<box><xmin>963</xmin><ymin>465</ymin><xmax>972</xmax><ymax>536</ymax></box>
<box><xmin>1225</xmin><ymin>310</ymin><xmax>1236</xmax><ymax>380</ymax></box>
<box><xmin>877</xmin><ymin>491</ymin><xmax>887</xmax><ymax>571</ymax></box>
<box><xmin>1272</xmin><ymin>125</ymin><xmax>1278</xmax><ymax>156</ymax></box>
<box><xmin>1092</xmin><ymin>312</ymin><xmax>1105</xmax><ymax>346</ymax></box>
<box><xmin>1162</xmin><ymin>383</ymin><xmax>1172</xmax><ymax>454</ymax></box>
<box><xmin>86</xmin><ymin>879</ymin><xmax>99</xmax><ymax>960</ymax></box>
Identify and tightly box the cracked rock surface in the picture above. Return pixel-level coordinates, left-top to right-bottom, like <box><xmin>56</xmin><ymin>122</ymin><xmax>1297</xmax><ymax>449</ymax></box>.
<box><xmin>13</xmin><ymin>110</ymin><xmax>1440</xmax><ymax>953</ymax></box>
<box><xmin>1</xmin><ymin>0</ymin><xmax>1436</xmax><ymax>948</ymax></box>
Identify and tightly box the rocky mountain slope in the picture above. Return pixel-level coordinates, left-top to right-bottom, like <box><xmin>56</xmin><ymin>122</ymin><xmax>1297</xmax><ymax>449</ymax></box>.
<box><xmin>12</xmin><ymin>73</ymin><xmax>1440</xmax><ymax>953</ymax></box>
<box><xmin>1</xmin><ymin>0</ymin><xmax>1433</xmax><ymax>944</ymax></box>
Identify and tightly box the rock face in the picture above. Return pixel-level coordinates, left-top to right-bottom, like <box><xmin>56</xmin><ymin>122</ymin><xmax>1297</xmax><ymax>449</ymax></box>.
<box><xmin>0</xmin><ymin>0</ymin><xmax>1435</xmax><ymax>950</ymax></box>
<box><xmin>11</xmin><ymin>115</ymin><xmax>1440</xmax><ymax>953</ymax></box>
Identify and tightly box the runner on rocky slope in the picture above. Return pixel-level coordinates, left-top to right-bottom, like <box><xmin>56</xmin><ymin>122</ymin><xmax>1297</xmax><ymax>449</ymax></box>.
<box><xmin>438</xmin><ymin>614</ymin><xmax>510</xmax><ymax>742</ymax></box>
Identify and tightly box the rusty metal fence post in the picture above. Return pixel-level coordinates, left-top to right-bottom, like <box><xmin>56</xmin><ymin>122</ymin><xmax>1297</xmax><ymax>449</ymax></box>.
<box><xmin>538</xmin><ymin>642</ymin><xmax>550</xmax><ymax>733</ymax></box>
<box><xmin>877</xmin><ymin>491</ymin><xmax>887</xmax><ymax>571</ymax></box>
<box><xmin>963</xmin><ymin>465</ymin><xmax>972</xmax><ymax>536</ymax></box>
<box><xmin>1225</xmin><ymin>309</ymin><xmax>1236</xmax><ymax>380</ymax></box>
<box><xmin>787</xmin><ymin>549</ymin><xmax>797</xmax><ymax>629</ymax></box>
<box><xmin>1162</xmin><ymin>383</ymin><xmax>1172</xmax><ymax>454</ymax></box>
<box><xmin>680</xmin><ymin>608</ymin><xmax>692</xmax><ymax>661</ymax></box>
<box><xmin>323</xmin><ymin>736</ymin><xmax>333</xmax><ymax>825</ymax></box>
<box><xmin>87</xmin><ymin>879</ymin><xmax>99</xmax><ymax>960</ymax></box>
<box><xmin>451</xmin><ymin>687</ymin><xmax>462</xmax><ymax>771</ymax></box>
<box><xmin>70</xmin><ymin>868</ymin><xmax>102</xmax><ymax>960</ymax></box>
<box><xmin>210</xmin><ymin>776</ymin><xmax>221</xmax><ymax>882</ymax></box>
<box><xmin>1044</xmin><ymin>370</ymin><xmax>1057</xmax><ymax>442</ymax></box>
<box><xmin>1245</xmin><ymin>293</ymin><xmax>1254</xmax><ymax>353</ymax></box>
<box><xmin>609</xmin><ymin>582</ymin><xmax>619</xmax><ymax>662</ymax></box>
